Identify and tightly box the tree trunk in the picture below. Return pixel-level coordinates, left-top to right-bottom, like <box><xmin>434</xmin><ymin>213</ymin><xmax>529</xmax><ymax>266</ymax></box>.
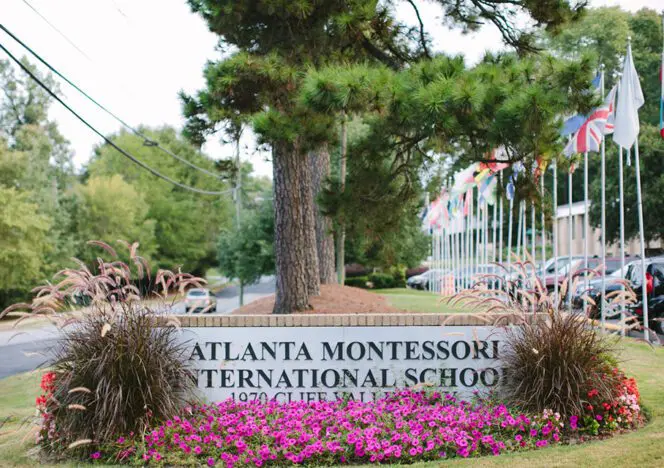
<box><xmin>310</xmin><ymin>145</ymin><xmax>336</xmax><ymax>284</ymax></box>
<box><xmin>336</xmin><ymin>114</ymin><xmax>348</xmax><ymax>285</ymax></box>
<box><xmin>272</xmin><ymin>143</ymin><xmax>313</xmax><ymax>314</ymax></box>
<box><xmin>300</xmin><ymin>146</ymin><xmax>321</xmax><ymax>297</ymax></box>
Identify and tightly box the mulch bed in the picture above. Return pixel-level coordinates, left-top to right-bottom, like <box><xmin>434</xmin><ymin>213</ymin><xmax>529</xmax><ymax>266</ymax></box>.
<box><xmin>232</xmin><ymin>284</ymin><xmax>405</xmax><ymax>315</ymax></box>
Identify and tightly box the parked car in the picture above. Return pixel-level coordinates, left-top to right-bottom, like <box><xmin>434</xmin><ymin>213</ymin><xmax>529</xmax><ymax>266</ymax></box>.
<box><xmin>579</xmin><ymin>256</ymin><xmax>664</xmax><ymax>334</ymax></box>
<box><xmin>184</xmin><ymin>288</ymin><xmax>216</xmax><ymax>313</ymax></box>
<box><xmin>624</xmin><ymin>258</ymin><xmax>664</xmax><ymax>334</ymax></box>
<box><xmin>544</xmin><ymin>257</ymin><xmax>622</xmax><ymax>292</ymax></box>
<box><xmin>572</xmin><ymin>261</ymin><xmax>633</xmax><ymax>310</ymax></box>
<box><xmin>407</xmin><ymin>269</ymin><xmax>450</xmax><ymax>290</ymax></box>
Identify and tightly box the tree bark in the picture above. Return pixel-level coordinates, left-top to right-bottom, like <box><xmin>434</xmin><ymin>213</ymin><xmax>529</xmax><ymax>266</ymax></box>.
<box><xmin>336</xmin><ymin>114</ymin><xmax>348</xmax><ymax>285</ymax></box>
<box><xmin>272</xmin><ymin>143</ymin><xmax>312</xmax><ymax>314</ymax></box>
<box><xmin>310</xmin><ymin>145</ymin><xmax>336</xmax><ymax>284</ymax></box>
<box><xmin>300</xmin><ymin>146</ymin><xmax>321</xmax><ymax>297</ymax></box>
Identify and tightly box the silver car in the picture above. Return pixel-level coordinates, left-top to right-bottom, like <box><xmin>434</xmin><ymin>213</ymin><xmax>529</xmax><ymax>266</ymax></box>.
<box><xmin>184</xmin><ymin>288</ymin><xmax>216</xmax><ymax>313</ymax></box>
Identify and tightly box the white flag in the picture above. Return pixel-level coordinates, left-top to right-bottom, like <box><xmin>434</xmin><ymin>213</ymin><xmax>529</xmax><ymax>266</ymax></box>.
<box><xmin>613</xmin><ymin>42</ymin><xmax>644</xmax><ymax>149</ymax></box>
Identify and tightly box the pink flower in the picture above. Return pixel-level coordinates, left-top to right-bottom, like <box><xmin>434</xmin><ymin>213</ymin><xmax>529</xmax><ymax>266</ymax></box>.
<box><xmin>90</xmin><ymin>452</ymin><xmax>101</xmax><ymax>460</ymax></box>
<box><xmin>207</xmin><ymin>457</ymin><xmax>215</xmax><ymax>466</ymax></box>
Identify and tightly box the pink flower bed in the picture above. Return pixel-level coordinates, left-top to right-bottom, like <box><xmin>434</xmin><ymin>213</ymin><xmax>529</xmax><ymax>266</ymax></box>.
<box><xmin>36</xmin><ymin>372</ymin><xmax>643</xmax><ymax>466</ymax></box>
<box><xmin>108</xmin><ymin>391</ymin><xmax>565</xmax><ymax>466</ymax></box>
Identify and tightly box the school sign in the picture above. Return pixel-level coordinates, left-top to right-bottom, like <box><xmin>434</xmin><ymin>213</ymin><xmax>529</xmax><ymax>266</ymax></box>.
<box><xmin>173</xmin><ymin>314</ymin><xmax>525</xmax><ymax>403</ymax></box>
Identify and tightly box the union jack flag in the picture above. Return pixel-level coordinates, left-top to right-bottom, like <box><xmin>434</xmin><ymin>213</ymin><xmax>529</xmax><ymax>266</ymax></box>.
<box><xmin>563</xmin><ymin>85</ymin><xmax>617</xmax><ymax>157</ymax></box>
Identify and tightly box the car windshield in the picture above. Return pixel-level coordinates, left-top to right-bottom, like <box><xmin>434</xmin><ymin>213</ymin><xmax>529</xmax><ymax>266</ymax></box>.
<box><xmin>187</xmin><ymin>289</ymin><xmax>207</xmax><ymax>297</ymax></box>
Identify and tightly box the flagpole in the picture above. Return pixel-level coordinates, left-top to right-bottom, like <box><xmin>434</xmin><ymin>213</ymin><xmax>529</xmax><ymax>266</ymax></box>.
<box><xmin>465</xmin><ymin>198</ymin><xmax>470</xmax><ymax>289</ymax></box>
<box><xmin>516</xmin><ymin>198</ymin><xmax>523</xmax><ymax>260</ymax></box>
<box><xmin>484</xmin><ymin>200</ymin><xmax>489</xmax><ymax>271</ymax></box>
<box><xmin>531</xmin><ymin>202</ymin><xmax>536</xmax><ymax>265</ymax></box>
<box><xmin>568</xmin><ymin>168</ymin><xmax>573</xmax><ymax>311</ymax></box>
<box><xmin>450</xmin><ymin>221</ymin><xmax>455</xmax><ymax>294</ymax></box>
<box><xmin>508</xmin><ymin>196</ymin><xmax>514</xmax><ymax>267</ymax></box>
<box><xmin>618</xmin><ymin>145</ymin><xmax>626</xmax><ymax>336</ymax></box>
<box><xmin>499</xmin><ymin>173</ymin><xmax>504</xmax><ymax>264</ymax></box>
<box><xmin>492</xmin><ymin>200</ymin><xmax>497</xmax><ymax>264</ymax></box>
<box><xmin>553</xmin><ymin>161</ymin><xmax>559</xmax><ymax>303</ymax></box>
<box><xmin>436</xmin><ymin>230</ymin><xmax>441</xmax><ymax>294</ymax></box>
<box><xmin>475</xmin><ymin>188</ymin><xmax>480</xmax><ymax>284</ymax></box>
<box><xmin>540</xmin><ymin>175</ymin><xmax>546</xmax><ymax>274</ymax></box>
<box><xmin>599</xmin><ymin>64</ymin><xmax>607</xmax><ymax>332</ymax></box>
<box><xmin>522</xmin><ymin>201</ymin><xmax>527</xmax><ymax>261</ymax></box>
<box><xmin>634</xmin><ymin>140</ymin><xmax>649</xmax><ymax>342</ymax></box>
<box><xmin>583</xmin><ymin>150</ymin><xmax>589</xmax><ymax>316</ymax></box>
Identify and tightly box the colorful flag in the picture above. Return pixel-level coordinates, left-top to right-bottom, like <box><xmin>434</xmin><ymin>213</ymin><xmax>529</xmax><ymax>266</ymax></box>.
<box><xmin>561</xmin><ymin>72</ymin><xmax>602</xmax><ymax>137</ymax></box>
<box><xmin>563</xmin><ymin>85</ymin><xmax>617</xmax><ymax>157</ymax></box>
<box><xmin>479</xmin><ymin>174</ymin><xmax>497</xmax><ymax>205</ymax></box>
<box><xmin>463</xmin><ymin>190</ymin><xmax>471</xmax><ymax>216</ymax></box>
<box><xmin>613</xmin><ymin>42</ymin><xmax>644</xmax><ymax>149</ymax></box>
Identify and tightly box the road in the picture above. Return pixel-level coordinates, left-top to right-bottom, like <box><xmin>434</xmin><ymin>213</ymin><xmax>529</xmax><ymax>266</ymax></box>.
<box><xmin>0</xmin><ymin>277</ymin><xmax>276</xmax><ymax>380</ymax></box>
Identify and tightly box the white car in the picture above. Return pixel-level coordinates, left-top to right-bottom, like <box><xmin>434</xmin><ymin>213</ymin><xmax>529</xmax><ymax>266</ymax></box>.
<box><xmin>184</xmin><ymin>288</ymin><xmax>216</xmax><ymax>314</ymax></box>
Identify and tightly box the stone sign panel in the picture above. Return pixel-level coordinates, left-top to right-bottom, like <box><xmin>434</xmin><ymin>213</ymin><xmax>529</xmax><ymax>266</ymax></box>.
<box><xmin>181</xmin><ymin>324</ymin><xmax>505</xmax><ymax>402</ymax></box>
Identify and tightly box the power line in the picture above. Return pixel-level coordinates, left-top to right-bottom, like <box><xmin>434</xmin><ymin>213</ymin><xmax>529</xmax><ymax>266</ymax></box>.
<box><xmin>0</xmin><ymin>41</ymin><xmax>232</xmax><ymax>196</ymax></box>
<box><xmin>19</xmin><ymin>0</ymin><xmax>92</xmax><ymax>62</ymax></box>
<box><xmin>0</xmin><ymin>23</ymin><xmax>226</xmax><ymax>181</ymax></box>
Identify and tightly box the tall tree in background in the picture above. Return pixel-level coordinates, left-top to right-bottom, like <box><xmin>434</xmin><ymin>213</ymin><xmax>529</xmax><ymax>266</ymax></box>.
<box><xmin>0</xmin><ymin>58</ymin><xmax>76</xmax><ymax>301</ymax></box>
<box><xmin>184</xmin><ymin>0</ymin><xmax>585</xmax><ymax>314</ymax></box>
<box><xmin>87</xmin><ymin>127</ymin><xmax>233</xmax><ymax>276</ymax></box>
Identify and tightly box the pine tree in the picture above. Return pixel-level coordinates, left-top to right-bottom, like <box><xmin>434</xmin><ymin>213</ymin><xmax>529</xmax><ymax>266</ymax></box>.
<box><xmin>184</xmin><ymin>0</ymin><xmax>586</xmax><ymax>314</ymax></box>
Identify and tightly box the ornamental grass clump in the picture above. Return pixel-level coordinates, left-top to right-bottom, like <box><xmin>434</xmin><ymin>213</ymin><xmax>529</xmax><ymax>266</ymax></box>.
<box><xmin>2</xmin><ymin>241</ymin><xmax>202</xmax><ymax>455</ymax></box>
<box><xmin>500</xmin><ymin>312</ymin><xmax>620</xmax><ymax>419</ymax></box>
<box><xmin>42</xmin><ymin>307</ymin><xmax>195</xmax><ymax>452</ymax></box>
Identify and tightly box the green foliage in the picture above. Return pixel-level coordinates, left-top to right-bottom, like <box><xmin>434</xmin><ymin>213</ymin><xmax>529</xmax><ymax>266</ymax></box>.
<box><xmin>367</xmin><ymin>272</ymin><xmax>396</xmax><ymax>289</ymax></box>
<box><xmin>344</xmin><ymin>276</ymin><xmax>369</xmax><ymax>288</ymax></box>
<box><xmin>0</xmin><ymin>187</ymin><xmax>51</xmax><ymax>292</ymax></box>
<box><xmin>72</xmin><ymin>175</ymin><xmax>157</xmax><ymax>267</ymax></box>
<box><xmin>344</xmin><ymin>272</ymin><xmax>403</xmax><ymax>289</ymax></box>
<box><xmin>0</xmin><ymin>58</ymin><xmax>76</xmax><ymax>307</ymax></box>
<box><xmin>217</xmin><ymin>202</ymin><xmax>275</xmax><ymax>286</ymax></box>
<box><xmin>87</xmin><ymin>128</ymin><xmax>233</xmax><ymax>275</ymax></box>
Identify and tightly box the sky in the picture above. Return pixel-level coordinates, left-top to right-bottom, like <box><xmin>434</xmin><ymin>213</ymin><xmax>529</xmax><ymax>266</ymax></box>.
<box><xmin>2</xmin><ymin>0</ymin><xmax>662</xmax><ymax>180</ymax></box>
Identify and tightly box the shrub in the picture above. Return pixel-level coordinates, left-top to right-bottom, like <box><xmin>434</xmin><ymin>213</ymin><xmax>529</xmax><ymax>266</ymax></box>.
<box><xmin>447</xmin><ymin>257</ymin><xmax>641</xmax><ymax>422</ymax></box>
<box><xmin>389</xmin><ymin>266</ymin><xmax>407</xmax><ymax>288</ymax></box>
<box><xmin>500</xmin><ymin>312</ymin><xmax>620</xmax><ymax>419</ymax></box>
<box><xmin>344</xmin><ymin>276</ymin><xmax>370</xmax><ymax>288</ymax></box>
<box><xmin>368</xmin><ymin>273</ymin><xmax>396</xmax><ymax>289</ymax></box>
<box><xmin>7</xmin><ymin>240</ymin><xmax>201</xmax><ymax>455</ymax></box>
<box><xmin>41</xmin><ymin>308</ymin><xmax>195</xmax><ymax>452</ymax></box>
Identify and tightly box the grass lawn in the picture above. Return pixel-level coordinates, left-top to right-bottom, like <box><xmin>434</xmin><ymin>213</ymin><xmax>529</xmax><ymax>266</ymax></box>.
<box><xmin>1</xmin><ymin>340</ymin><xmax>662</xmax><ymax>467</ymax></box>
<box><xmin>377</xmin><ymin>288</ymin><xmax>467</xmax><ymax>314</ymax></box>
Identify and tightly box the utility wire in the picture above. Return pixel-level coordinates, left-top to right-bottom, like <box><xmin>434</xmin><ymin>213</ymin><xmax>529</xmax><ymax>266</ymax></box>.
<box><xmin>0</xmin><ymin>23</ymin><xmax>226</xmax><ymax>181</ymax></box>
<box><xmin>19</xmin><ymin>0</ymin><xmax>92</xmax><ymax>61</ymax></box>
<box><xmin>0</xmin><ymin>42</ymin><xmax>232</xmax><ymax>196</ymax></box>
